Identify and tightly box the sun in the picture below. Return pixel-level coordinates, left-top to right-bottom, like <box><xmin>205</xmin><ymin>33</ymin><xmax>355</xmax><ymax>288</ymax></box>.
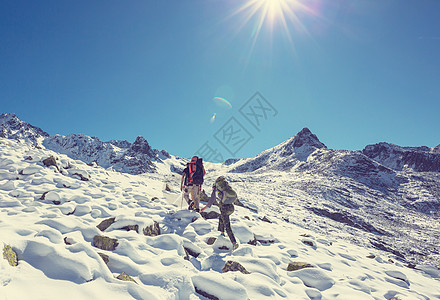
<box><xmin>226</xmin><ymin>0</ymin><xmax>317</xmax><ymax>58</ymax></box>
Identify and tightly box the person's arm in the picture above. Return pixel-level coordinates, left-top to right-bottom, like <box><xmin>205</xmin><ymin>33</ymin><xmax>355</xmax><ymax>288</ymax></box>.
<box><xmin>201</xmin><ymin>187</ymin><xmax>216</xmax><ymax>212</ymax></box>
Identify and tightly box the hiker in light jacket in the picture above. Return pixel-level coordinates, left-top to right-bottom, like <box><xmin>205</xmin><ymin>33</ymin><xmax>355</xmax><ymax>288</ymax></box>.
<box><xmin>201</xmin><ymin>176</ymin><xmax>238</xmax><ymax>249</ymax></box>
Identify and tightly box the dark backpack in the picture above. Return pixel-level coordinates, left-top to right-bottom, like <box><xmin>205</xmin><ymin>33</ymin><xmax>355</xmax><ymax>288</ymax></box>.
<box><xmin>188</xmin><ymin>157</ymin><xmax>204</xmax><ymax>185</ymax></box>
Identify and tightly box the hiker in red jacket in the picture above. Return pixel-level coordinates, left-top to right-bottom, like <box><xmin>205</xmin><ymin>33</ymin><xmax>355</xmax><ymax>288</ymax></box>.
<box><xmin>180</xmin><ymin>156</ymin><xmax>205</xmax><ymax>212</ymax></box>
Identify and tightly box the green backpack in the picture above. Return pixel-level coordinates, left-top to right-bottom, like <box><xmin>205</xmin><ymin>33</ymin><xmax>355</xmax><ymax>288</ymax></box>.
<box><xmin>215</xmin><ymin>176</ymin><xmax>237</xmax><ymax>205</ymax></box>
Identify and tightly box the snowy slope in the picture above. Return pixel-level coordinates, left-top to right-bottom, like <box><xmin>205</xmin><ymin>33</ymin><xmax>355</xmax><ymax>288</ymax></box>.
<box><xmin>363</xmin><ymin>142</ymin><xmax>440</xmax><ymax>172</ymax></box>
<box><xmin>229</xmin><ymin>128</ymin><xmax>326</xmax><ymax>173</ymax></box>
<box><xmin>0</xmin><ymin>113</ymin><xmax>183</xmax><ymax>175</ymax></box>
<box><xmin>1</xmin><ymin>137</ymin><xmax>440</xmax><ymax>300</ymax></box>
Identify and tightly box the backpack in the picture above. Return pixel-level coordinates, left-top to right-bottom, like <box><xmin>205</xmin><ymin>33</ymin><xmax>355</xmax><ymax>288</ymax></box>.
<box><xmin>215</xmin><ymin>176</ymin><xmax>237</xmax><ymax>204</ymax></box>
<box><xmin>188</xmin><ymin>156</ymin><xmax>204</xmax><ymax>185</ymax></box>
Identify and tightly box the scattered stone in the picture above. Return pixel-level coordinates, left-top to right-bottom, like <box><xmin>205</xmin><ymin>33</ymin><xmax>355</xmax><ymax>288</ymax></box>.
<box><xmin>283</xmin><ymin>217</ymin><xmax>290</xmax><ymax>222</ymax></box>
<box><xmin>116</xmin><ymin>272</ymin><xmax>137</xmax><ymax>283</ymax></box>
<box><xmin>366</xmin><ymin>254</ymin><xmax>376</xmax><ymax>259</ymax></box>
<box><xmin>165</xmin><ymin>183</ymin><xmax>171</xmax><ymax>192</ymax></box>
<box><xmin>287</xmin><ymin>262</ymin><xmax>314</xmax><ymax>271</ymax></box>
<box><xmin>247</xmin><ymin>236</ymin><xmax>257</xmax><ymax>246</ymax></box>
<box><xmin>184</xmin><ymin>247</ymin><xmax>200</xmax><ymax>258</ymax></box>
<box><xmin>406</xmin><ymin>263</ymin><xmax>419</xmax><ymax>269</ymax></box>
<box><xmin>143</xmin><ymin>221</ymin><xmax>160</xmax><ymax>236</ymax></box>
<box><xmin>222</xmin><ymin>261</ymin><xmax>250</xmax><ymax>274</ymax></box>
<box><xmin>25</xmin><ymin>156</ymin><xmax>33</xmax><ymax>160</ymax></box>
<box><xmin>121</xmin><ymin>225</ymin><xmax>139</xmax><ymax>233</ymax></box>
<box><xmin>73</xmin><ymin>172</ymin><xmax>89</xmax><ymax>181</ymax></box>
<box><xmin>191</xmin><ymin>216</ymin><xmax>198</xmax><ymax>223</ymax></box>
<box><xmin>42</xmin><ymin>156</ymin><xmax>59</xmax><ymax>171</ymax></box>
<box><xmin>64</xmin><ymin>237</ymin><xmax>74</xmax><ymax>245</ymax></box>
<box><xmin>96</xmin><ymin>217</ymin><xmax>116</xmax><ymax>231</ymax></box>
<box><xmin>93</xmin><ymin>235</ymin><xmax>119</xmax><ymax>251</ymax></box>
<box><xmin>151</xmin><ymin>196</ymin><xmax>159</xmax><ymax>201</ymax></box>
<box><xmin>87</xmin><ymin>161</ymin><xmax>98</xmax><ymax>167</ymax></box>
<box><xmin>219</xmin><ymin>246</ymin><xmax>229</xmax><ymax>250</ymax></box>
<box><xmin>201</xmin><ymin>211</ymin><xmax>219</xmax><ymax>220</ymax></box>
<box><xmin>259</xmin><ymin>216</ymin><xmax>272</xmax><ymax>223</ymax></box>
<box><xmin>40</xmin><ymin>191</ymin><xmax>49</xmax><ymax>200</ymax></box>
<box><xmin>52</xmin><ymin>200</ymin><xmax>61</xmax><ymax>205</ymax></box>
<box><xmin>300</xmin><ymin>234</ymin><xmax>312</xmax><ymax>237</ymax></box>
<box><xmin>195</xmin><ymin>286</ymin><xmax>219</xmax><ymax>300</ymax></box>
<box><xmin>3</xmin><ymin>245</ymin><xmax>18</xmax><ymax>267</ymax></box>
<box><xmin>302</xmin><ymin>240</ymin><xmax>315</xmax><ymax>247</ymax></box>
<box><xmin>388</xmin><ymin>258</ymin><xmax>395</xmax><ymax>263</ymax></box>
<box><xmin>98</xmin><ymin>253</ymin><xmax>109</xmax><ymax>265</ymax></box>
<box><xmin>244</xmin><ymin>216</ymin><xmax>250</xmax><ymax>220</ymax></box>
<box><xmin>206</xmin><ymin>237</ymin><xmax>217</xmax><ymax>245</ymax></box>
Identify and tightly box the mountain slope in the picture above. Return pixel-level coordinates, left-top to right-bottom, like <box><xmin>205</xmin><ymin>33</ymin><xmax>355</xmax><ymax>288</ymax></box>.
<box><xmin>1</xmin><ymin>137</ymin><xmax>440</xmax><ymax>300</ymax></box>
<box><xmin>0</xmin><ymin>113</ymin><xmax>180</xmax><ymax>175</ymax></box>
<box><xmin>230</xmin><ymin>128</ymin><xmax>326</xmax><ymax>173</ymax></box>
<box><xmin>363</xmin><ymin>142</ymin><xmax>440</xmax><ymax>172</ymax></box>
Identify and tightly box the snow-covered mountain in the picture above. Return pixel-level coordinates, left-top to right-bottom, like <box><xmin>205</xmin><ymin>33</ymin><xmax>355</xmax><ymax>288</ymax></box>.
<box><xmin>1</xmin><ymin>112</ymin><xmax>439</xmax><ymax>271</ymax></box>
<box><xmin>363</xmin><ymin>142</ymin><xmax>440</xmax><ymax>172</ymax></box>
<box><xmin>1</xmin><ymin>137</ymin><xmax>440</xmax><ymax>299</ymax></box>
<box><xmin>0</xmin><ymin>113</ymin><xmax>49</xmax><ymax>145</ymax></box>
<box><xmin>230</xmin><ymin>128</ymin><xmax>326</xmax><ymax>173</ymax></box>
<box><xmin>0</xmin><ymin>113</ymin><xmax>181</xmax><ymax>175</ymax></box>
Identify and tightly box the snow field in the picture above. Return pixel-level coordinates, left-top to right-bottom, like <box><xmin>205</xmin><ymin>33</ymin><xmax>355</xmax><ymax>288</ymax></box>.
<box><xmin>0</xmin><ymin>138</ymin><xmax>439</xmax><ymax>299</ymax></box>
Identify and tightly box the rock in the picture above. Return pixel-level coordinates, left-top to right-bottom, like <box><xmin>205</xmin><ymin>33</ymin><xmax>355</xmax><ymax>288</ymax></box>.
<box><xmin>42</xmin><ymin>156</ymin><xmax>59</xmax><ymax>171</ymax></box>
<box><xmin>121</xmin><ymin>225</ymin><xmax>139</xmax><ymax>233</ymax></box>
<box><xmin>195</xmin><ymin>286</ymin><xmax>219</xmax><ymax>300</ymax></box>
<box><xmin>183</xmin><ymin>248</ymin><xmax>190</xmax><ymax>261</ymax></box>
<box><xmin>64</xmin><ymin>237</ymin><xmax>75</xmax><ymax>245</ymax></box>
<box><xmin>143</xmin><ymin>221</ymin><xmax>160</xmax><ymax>236</ymax></box>
<box><xmin>25</xmin><ymin>156</ymin><xmax>33</xmax><ymax>160</ymax></box>
<box><xmin>259</xmin><ymin>216</ymin><xmax>272</xmax><ymax>223</ymax></box>
<box><xmin>98</xmin><ymin>253</ymin><xmax>109</xmax><ymax>265</ymax></box>
<box><xmin>201</xmin><ymin>211</ymin><xmax>220</xmax><ymax>220</ymax></box>
<box><xmin>302</xmin><ymin>240</ymin><xmax>316</xmax><ymax>247</ymax></box>
<box><xmin>93</xmin><ymin>235</ymin><xmax>119</xmax><ymax>251</ymax></box>
<box><xmin>151</xmin><ymin>196</ymin><xmax>159</xmax><ymax>201</ymax></box>
<box><xmin>40</xmin><ymin>191</ymin><xmax>49</xmax><ymax>200</ymax></box>
<box><xmin>73</xmin><ymin>172</ymin><xmax>89</xmax><ymax>181</ymax></box>
<box><xmin>184</xmin><ymin>247</ymin><xmax>200</xmax><ymax>258</ymax></box>
<box><xmin>248</xmin><ymin>236</ymin><xmax>257</xmax><ymax>246</ymax></box>
<box><xmin>366</xmin><ymin>254</ymin><xmax>376</xmax><ymax>259</ymax></box>
<box><xmin>165</xmin><ymin>183</ymin><xmax>171</xmax><ymax>191</ymax></box>
<box><xmin>222</xmin><ymin>261</ymin><xmax>250</xmax><ymax>274</ymax></box>
<box><xmin>116</xmin><ymin>272</ymin><xmax>137</xmax><ymax>283</ymax></box>
<box><xmin>3</xmin><ymin>245</ymin><xmax>18</xmax><ymax>266</ymax></box>
<box><xmin>53</xmin><ymin>200</ymin><xmax>61</xmax><ymax>205</ymax></box>
<box><xmin>287</xmin><ymin>262</ymin><xmax>314</xmax><ymax>271</ymax></box>
<box><xmin>96</xmin><ymin>217</ymin><xmax>116</xmax><ymax>231</ymax></box>
<box><xmin>191</xmin><ymin>216</ymin><xmax>198</xmax><ymax>223</ymax></box>
<box><xmin>206</xmin><ymin>237</ymin><xmax>217</xmax><ymax>245</ymax></box>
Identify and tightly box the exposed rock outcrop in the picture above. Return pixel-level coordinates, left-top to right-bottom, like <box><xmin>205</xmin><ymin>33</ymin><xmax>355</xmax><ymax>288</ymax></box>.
<box><xmin>93</xmin><ymin>235</ymin><xmax>119</xmax><ymax>251</ymax></box>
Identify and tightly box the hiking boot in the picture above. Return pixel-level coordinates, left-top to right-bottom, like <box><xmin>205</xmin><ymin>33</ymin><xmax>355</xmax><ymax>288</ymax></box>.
<box><xmin>195</xmin><ymin>208</ymin><xmax>200</xmax><ymax>213</ymax></box>
<box><xmin>232</xmin><ymin>242</ymin><xmax>239</xmax><ymax>250</ymax></box>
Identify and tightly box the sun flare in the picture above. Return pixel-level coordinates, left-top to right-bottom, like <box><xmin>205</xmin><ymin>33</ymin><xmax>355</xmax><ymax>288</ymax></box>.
<box><xmin>227</xmin><ymin>0</ymin><xmax>318</xmax><ymax>58</ymax></box>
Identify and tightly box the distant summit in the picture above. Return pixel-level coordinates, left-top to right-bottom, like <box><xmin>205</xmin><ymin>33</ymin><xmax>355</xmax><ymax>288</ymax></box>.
<box><xmin>0</xmin><ymin>113</ymin><xmax>49</xmax><ymax>145</ymax></box>
<box><xmin>0</xmin><ymin>113</ymin><xmax>174</xmax><ymax>174</ymax></box>
<box><xmin>363</xmin><ymin>142</ymin><xmax>440</xmax><ymax>172</ymax></box>
<box><xmin>230</xmin><ymin>127</ymin><xmax>326</xmax><ymax>172</ymax></box>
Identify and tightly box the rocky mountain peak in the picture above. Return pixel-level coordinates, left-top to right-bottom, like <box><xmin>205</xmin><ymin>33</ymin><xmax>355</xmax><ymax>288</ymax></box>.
<box><xmin>289</xmin><ymin>127</ymin><xmax>326</xmax><ymax>149</ymax></box>
<box><xmin>129</xmin><ymin>136</ymin><xmax>155</xmax><ymax>157</ymax></box>
<box><xmin>0</xmin><ymin>112</ymin><xmax>49</xmax><ymax>145</ymax></box>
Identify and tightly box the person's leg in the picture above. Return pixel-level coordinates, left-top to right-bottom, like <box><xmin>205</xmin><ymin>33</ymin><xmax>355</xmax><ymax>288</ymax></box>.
<box><xmin>183</xmin><ymin>187</ymin><xmax>191</xmax><ymax>205</ymax></box>
<box><xmin>193</xmin><ymin>185</ymin><xmax>200</xmax><ymax>210</ymax></box>
<box><xmin>220</xmin><ymin>204</ymin><xmax>236</xmax><ymax>244</ymax></box>
<box><xmin>218</xmin><ymin>207</ymin><xmax>225</xmax><ymax>233</ymax></box>
<box><xmin>189</xmin><ymin>185</ymin><xmax>196</xmax><ymax>208</ymax></box>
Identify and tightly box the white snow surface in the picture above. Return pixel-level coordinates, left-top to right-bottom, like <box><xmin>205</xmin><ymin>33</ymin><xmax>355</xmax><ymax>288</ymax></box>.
<box><xmin>1</xmin><ymin>138</ymin><xmax>440</xmax><ymax>300</ymax></box>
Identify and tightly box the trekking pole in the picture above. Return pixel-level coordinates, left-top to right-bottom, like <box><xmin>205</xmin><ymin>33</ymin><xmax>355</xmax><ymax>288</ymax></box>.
<box><xmin>180</xmin><ymin>191</ymin><xmax>184</xmax><ymax>210</ymax></box>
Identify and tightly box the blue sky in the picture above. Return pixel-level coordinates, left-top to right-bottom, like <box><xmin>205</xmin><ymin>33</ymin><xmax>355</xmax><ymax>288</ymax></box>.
<box><xmin>1</xmin><ymin>0</ymin><xmax>439</xmax><ymax>161</ymax></box>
